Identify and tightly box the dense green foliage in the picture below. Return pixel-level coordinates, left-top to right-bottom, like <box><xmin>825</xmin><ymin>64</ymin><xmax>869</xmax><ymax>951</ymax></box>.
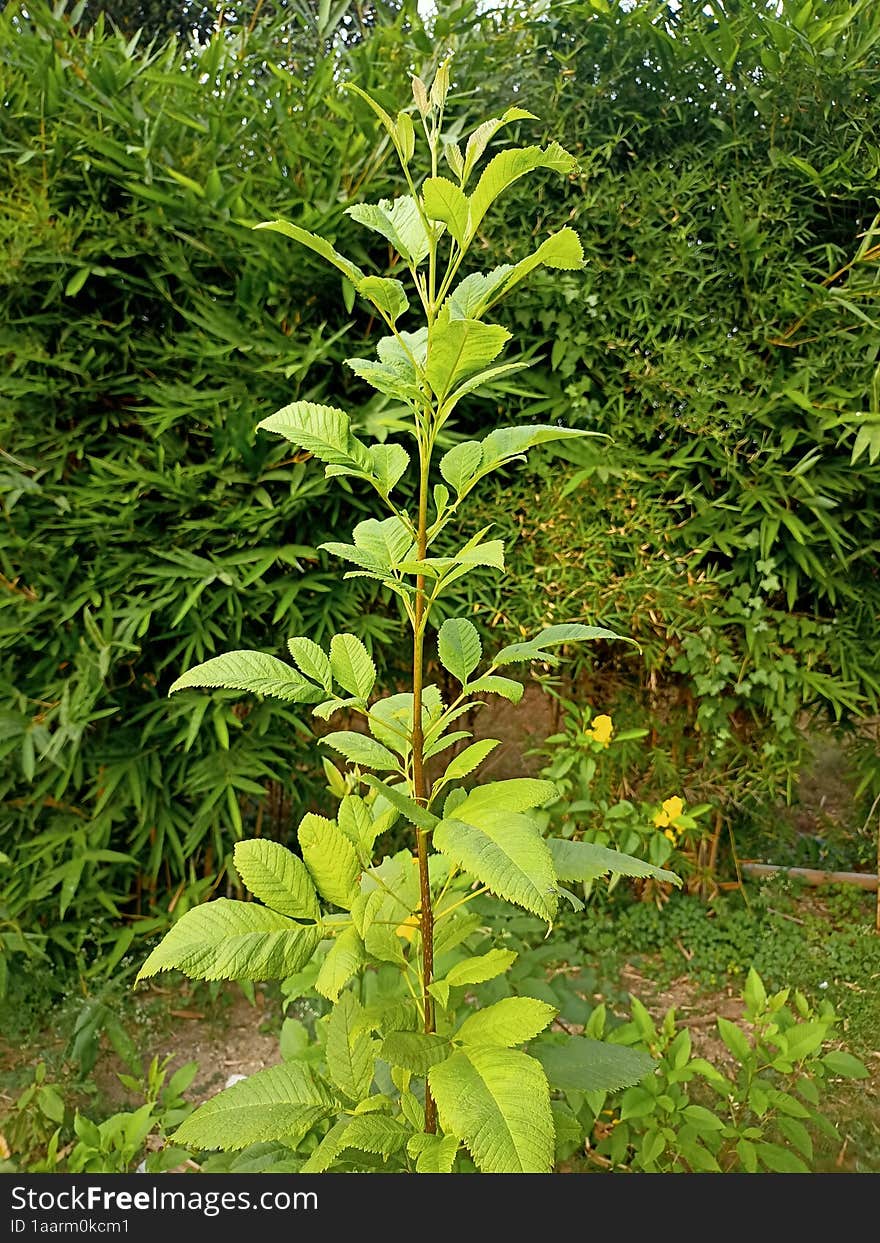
<box><xmin>3</xmin><ymin>0</ymin><xmax>879</xmax><ymax>999</ymax></box>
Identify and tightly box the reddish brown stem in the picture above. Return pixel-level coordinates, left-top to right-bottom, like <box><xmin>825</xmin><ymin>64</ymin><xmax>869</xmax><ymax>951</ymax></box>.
<box><xmin>411</xmin><ymin>446</ymin><xmax>436</xmax><ymax>1133</ymax></box>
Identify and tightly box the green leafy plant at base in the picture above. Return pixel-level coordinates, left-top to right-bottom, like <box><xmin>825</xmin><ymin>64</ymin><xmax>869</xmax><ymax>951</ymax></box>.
<box><xmin>570</xmin><ymin>968</ymin><xmax>869</xmax><ymax>1174</ymax></box>
<box><xmin>0</xmin><ymin>1056</ymin><xmax>197</xmax><ymax>1174</ymax></box>
<box><xmin>136</xmin><ymin>62</ymin><xmax>681</xmax><ymax>1174</ymax></box>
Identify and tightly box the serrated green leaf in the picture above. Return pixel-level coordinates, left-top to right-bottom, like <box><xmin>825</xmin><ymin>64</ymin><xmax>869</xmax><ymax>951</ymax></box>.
<box><xmin>337</xmin><ymin>794</ymin><xmax>374</xmax><ymax>851</ymax></box>
<box><xmin>407</xmin><ymin>1133</ymin><xmax>459</xmax><ymax>1173</ymax></box>
<box><xmin>466</xmin><ymin>675</ymin><xmax>524</xmax><ymax>704</ymax></box>
<box><xmin>479</xmin><ymin>425</ymin><xmax>588</xmax><ymax>474</ymax></box>
<box><xmin>352</xmin><ymin>515</ymin><xmax>413</xmax><ymax>566</ymax></box>
<box><xmin>756</xmin><ymin>1141</ymin><xmax>809</xmax><ymax>1173</ymax></box>
<box><xmin>361</xmin><ymin>776</ymin><xmax>438</xmax><ymax>831</ymax></box>
<box><xmin>298</xmin><ymin>813</ymin><xmax>360</xmax><ymax>910</ymax></box>
<box><xmin>136</xmin><ymin>900</ymin><xmax>319</xmax><ymax>983</ymax></box>
<box><xmin>345</xmin><ymin>355</ymin><xmax>422</xmax><ymax>404</ymax></box>
<box><xmin>461</xmin><ymin>107</ymin><xmax>539</xmax><ymax>186</ymax></box>
<box><xmin>822</xmin><ymin>1051</ymin><xmax>869</xmax><ymax>1078</ymax></box>
<box><xmin>547</xmin><ymin>837</ymin><xmax>681</xmax><ymax>887</ymax></box>
<box><xmin>168</xmin><ymin>650</ymin><xmax>320</xmax><ymax>703</ymax></box>
<box><xmin>493</xmin><ymin>622</ymin><xmax>632</xmax><ymax>665</ymax></box>
<box><xmin>457</xmin><ymin>997</ymin><xmax>556</xmax><ymax>1048</ymax></box>
<box><xmin>683</xmin><ymin>1103</ymin><xmax>724</xmax><ymax>1132</ymax></box>
<box><xmin>439</xmin><ymin>440</ymin><xmax>483</xmax><ymax>492</ymax></box>
<box><xmin>358</xmin><ymin>275</ymin><xmax>409</xmax><ymax>323</ymax></box>
<box><xmin>255</xmin><ymin>219</ymin><xmax>364</xmax><ymax>284</ymax></box>
<box><xmin>286</xmin><ymin>637</ymin><xmax>332</xmax><ymax>693</ymax></box>
<box><xmin>346</xmin><ymin>196</ymin><xmax>431</xmax><ymax>265</ymax></box>
<box><xmin>367</xmin><ymin>443</ymin><xmax>409</xmax><ymax>496</ymax></box>
<box><xmin>717</xmin><ymin>1017</ymin><xmax>752</xmax><ymax>1062</ymax></box>
<box><xmin>426</xmin><ymin>319</ymin><xmax>510</xmax><ymax>401</ymax></box>
<box><xmin>441</xmin><ymin>739</ymin><xmax>500</xmax><ymax>783</ymax></box>
<box><xmin>423</xmin><ymin>177</ymin><xmax>470</xmax><ymax>246</ymax></box>
<box><xmin>326</xmin><ymin>991</ymin><xmax>377</xmax><ymax>1102</ymax></box>
<box><xmin>301</xmin><ymin>1114</ymin><xmax>407</xmax><ymax>1173</ymax></box>
<box><xmin>446</xmin><ymin>267</ymin><xmax>515</xmax><ymax>319</ymax></box>
<box><xmin>257</xmin><ymin>401</ymin><xmax>371</xmax><ymax>473</ymax></box>
<box><xmin>533</xmin><ymin>1037</ymin><xmax>656</xmax><ymax>1093</ymax></box>
<box><xmin>433</xmin><ymin>811</ymin><xmax>557</xmax><ymax>921</ymax></box>
<box><xmin>366</xmin><ymin>693</ymin><xmax>416</xmax><ymax>757</ymax></box>
<box><xmin>438</xmin><ymin>617</ymin><xmax>482</xmax><ymax>683</ymax></box>
<box><xmin>737</xmin><ymin>1137</ymin><xmax>759</xmax><ymax>1173</ymax></box>
<box><xmin>784</xmin><ymin>1021</ymin><xmax>829</xmax><ymax>1061</ymax></box>
<box><xmin>381</xmin><ymin>1031</ymin><xmax>454</xmax><ymax>1074</ymax></box>
<box><xmin>448</xmin><ymin>231</ymin><xmax>584</xmax><ymax>319</ymax></box>
<box><xmin>322</xmin><ymin>731</ymin><xmax>399</xmax><ymax>771</ymax></box>
<box><xmin>468</xmin><ymin>143</ymin><xmax>576</xmax><ymax>234</ymax></box>
<box><xmin>173</xmin><ymin>1063</ymin><xmax>335</xmax><ymax>1151</ymax></box>
<box><xmin>429</xmin><ymin>1047</ymin><xmax>554</xmax><ymax>1173</ymax></box>
<box><xmin>776</xmin><ymin>1116</ymin><xmax>813</xmax><ymax>1160</ymax></box>
<box><xmin>429</xmin><ymin>948</ymin><xmax>517</xmax><ymax>1009</ymax></box>
<box><xmin>455</xmin><ymin>779</ymin><xmax>558</xmax><ymax>817</ymax></box>
<box><xmin>330</xmin><ymin>633</ymin><xmax>376</xmax><ymax>698</ymax></box>
<box><xmin>233</xmin><ymin>840</ymin><xmax>320</xmax><ymax>921</ymax></box>
<box><xmin>315</xmin><ymin>926</ymin><xmax>365</xmax><ymax>1002</ymax></box>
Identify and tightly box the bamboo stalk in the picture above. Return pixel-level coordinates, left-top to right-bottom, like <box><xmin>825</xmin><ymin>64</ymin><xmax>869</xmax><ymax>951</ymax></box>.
<box><xmin>741</xmin><ymin>862</ymin><xmax>878</xmax><ymax>891</ymax></box>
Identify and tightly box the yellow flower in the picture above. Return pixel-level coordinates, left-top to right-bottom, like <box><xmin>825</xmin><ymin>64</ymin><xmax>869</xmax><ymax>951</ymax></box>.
<box><xmin>395</xmin><ymin>914</ymin><xmax>420</xmax><ymax>942</ymax></box>
<box><xmin>653</xmin><ymin>795</ymin><xmax>685</xmax><ymax>828</ymax></box>
<box><xmin>586</xmin><ymin>714</ymin><xmax>614</xmax><ymax>747</ymax></box>
<box><xmin>663</xmin><ymin>829</ymin><xmax>676</xmax><ymax>843</ymax></box>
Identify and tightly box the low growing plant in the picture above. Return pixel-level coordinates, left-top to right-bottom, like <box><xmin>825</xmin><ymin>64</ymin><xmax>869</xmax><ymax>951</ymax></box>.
<box><xmin>135</xmin><ymin>62</ymin><xmax>681</xmax><ymax>1174</ymax></box>
<box><xmin>0</xmin><ymin>1057</ymin><xmax>197</xmax><ymax>1174</ymax></box>
<box><xmin>569</xmin><ymin>968</ymin><xmax>869</xmax><ymax>1173</ymax></box>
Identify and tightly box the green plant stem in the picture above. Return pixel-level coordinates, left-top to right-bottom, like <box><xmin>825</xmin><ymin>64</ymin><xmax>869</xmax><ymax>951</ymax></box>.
<box><xmin>411</xmin><ymin>435</ymin><xmax>437</xmax><ymax>1134</ymax></box>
